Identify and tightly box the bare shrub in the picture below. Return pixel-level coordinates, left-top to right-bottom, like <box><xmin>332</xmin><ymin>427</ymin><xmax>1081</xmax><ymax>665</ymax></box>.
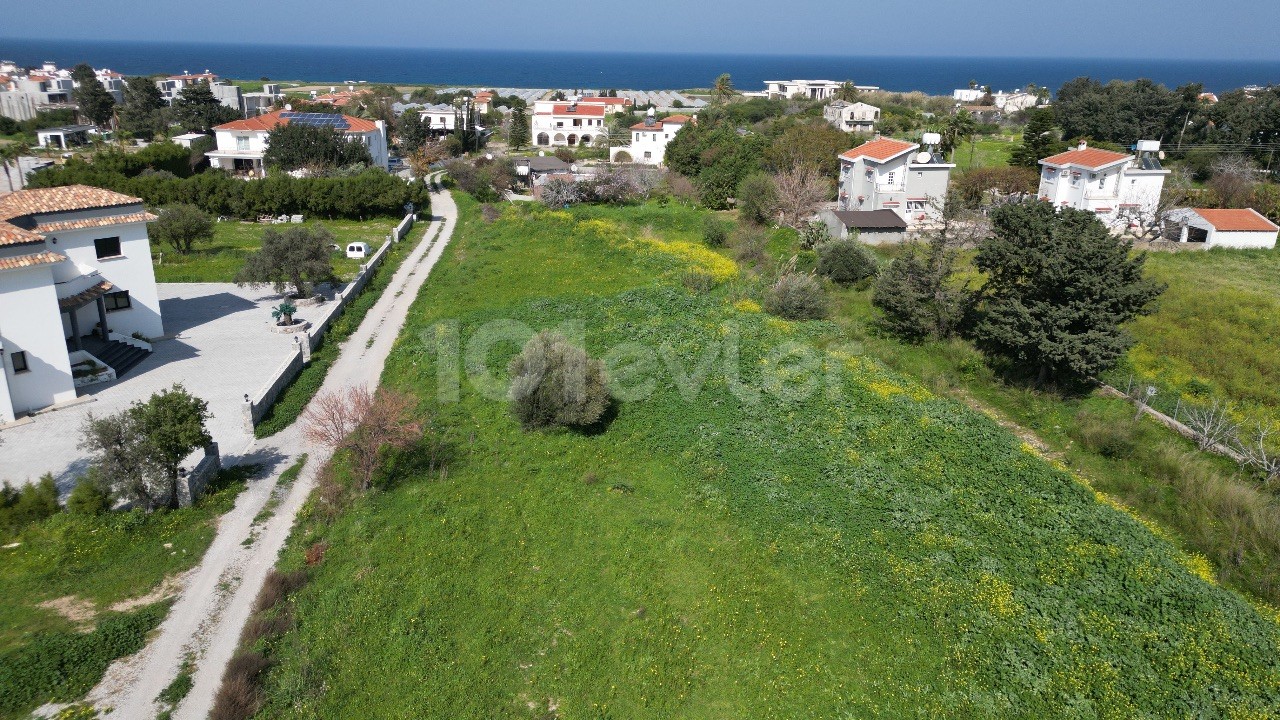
<box><xmin>253</xmin><ymin>569</ymin><xmax>307</xmax><ymax>615</ymax></box>
<box><xmin>1233</xmin><ymin>422</ymin><xmax>1280</xmax><ymax>486</ymax></box>
<box><xmin>539</xmin><ymin>176</ymin><xmax>581</xmax><ymax>208</ymax></box>
<box><xmin>303</xmin><ymin>386</ymin><xmax>423</xmax><ymax>490</ymax></box>
<box><xmin>240</xmin><ymin>611</ymin><xmax>292</xmax><ymax>649</ymax></box>
<box><xmin>1183</xmin><ymin>399</ymin><xmax>1240</xmax><ymax>452</ymax></box>
<box><xmin>304</xmin><ymin>541</ymin><xmax>330</xmax><ymax>566</ymax></box>
<box><xmin>763</xmin><ymin>259</ymin><xmax>829</xmax><ymax>320</ymax></box>
<box><xmin>508</xmin><ymin>331</ymin><xmax>611</xmax><ymax>430</ymax></box>
<box><xmin>480</xmin><ymin>203</ymin><xmax>500</xmax><ymax>223</ymax></box>
<box><xmin>210</xmin><ymin>652</ymin><xmax>271</xmax><ymax>720</ymax></box>
<box><xmin>664</xmin><ymin>172</ymin><xmax>698</xmax><ymax>204</ymax></box>
<box><xmin>772</xmin><ymin>163</ymin><xmax>831</xmax><ymax>227</ymax></box>
<box><xmin>732</xmin><ymin>224</ymin><xmax>768</xmax><ymax>267</ymax></box>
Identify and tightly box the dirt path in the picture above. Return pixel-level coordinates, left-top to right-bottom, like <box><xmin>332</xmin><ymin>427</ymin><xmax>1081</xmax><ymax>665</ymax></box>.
<box><xmin>86</xmin><ymin>180</ymin><xmax>457</xmax><ymax>720</ymax></box>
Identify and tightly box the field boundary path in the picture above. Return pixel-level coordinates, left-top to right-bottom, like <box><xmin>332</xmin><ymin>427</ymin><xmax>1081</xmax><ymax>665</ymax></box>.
<box><xmin>85</xmin><ymin>175</ymin><xmax>456</xmax><ymax>720</ymax></box>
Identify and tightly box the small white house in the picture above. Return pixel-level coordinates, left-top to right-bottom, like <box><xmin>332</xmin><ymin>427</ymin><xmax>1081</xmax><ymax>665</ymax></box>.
<box><xmin>836</xmin><ymin>136</ymin><xmax>955</xmax><ymax>226</ymax></box>
<box><xmin>992</xmin><ymin>90</ymin><xmax>1038</xmax><ymax>113</ymax></box>
<box><xmin>206</xmin><ymin>108</ymin><xmax>389</xmax><ymax>175</ymax></box>
<box><xmin>172</xmin><ymin>132</ymin><xmax>208</xmax><ymax>148</ymax></box>
<box><xmin>1166</xmin><ymin>208</ymin><xmax>1279</xmax><ymax>249</ymax></box>
<box><xmin>0</xmin><ymin>185</ymin><xmax>164</xmax><ymax>422</ymax></box>
<box><xmin>1037</xmin><ymin>140</ymin><xmax>1170</xmax><ymax>231</ymax></box>
<box><xmin>611</xmin><ymin>111</ymin><xmax>693</xmax><ymax>165</ymax></box>
<box><xmin>824</xmin><ymin>101</ymin><xmax>880</xmax><ymax>133</ymax></box>
<box><xmin>952</xmin><ymin>88</ymin><xmax>985</xmax><ymax>103</ymax></box>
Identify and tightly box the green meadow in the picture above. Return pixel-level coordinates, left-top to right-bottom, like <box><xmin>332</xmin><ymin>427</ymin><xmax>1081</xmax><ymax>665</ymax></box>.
<box><xmin>255</xmin><ymin>195</ymin><xmax>1280</xmax><ymax>718</ymax></box>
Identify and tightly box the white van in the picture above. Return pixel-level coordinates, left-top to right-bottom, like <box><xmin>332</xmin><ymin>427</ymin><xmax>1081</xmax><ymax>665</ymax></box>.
<box><xmin>346</xmin><ymin>242</ymin><xmax>369</xmax><ymax>259</ymax></box>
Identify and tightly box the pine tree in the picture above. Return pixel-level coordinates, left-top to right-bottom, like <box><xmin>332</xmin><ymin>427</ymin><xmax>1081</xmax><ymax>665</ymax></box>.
<box><xmin>119</xmin><ymin>76</ymin><xmax>166</xmax><ymax>139</ymax></box>
<box><xmin>1010</xmin><ymin>108</ymin><xmax>1066</xmax><ymax>167</ymax></box>
<box><xmin>71</xmin><ymin>63</ymin><xmax>116</xmax><ymax>127</ymax></box>
<box><xmin>509</xmin><ymin>106</ymin><xmax>530</xmax><ymax>150</ymax></box>
<box><xmin>971</xmin><ymin>202</ymin><xmax>1164</xmax><ymax>387</ymax></box>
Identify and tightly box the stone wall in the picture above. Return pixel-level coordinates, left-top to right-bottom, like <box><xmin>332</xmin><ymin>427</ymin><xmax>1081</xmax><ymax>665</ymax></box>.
<box><xmin>178</xmin><ymin>442</ymin><xmax>221</xmax><ymax>507</ymax></box>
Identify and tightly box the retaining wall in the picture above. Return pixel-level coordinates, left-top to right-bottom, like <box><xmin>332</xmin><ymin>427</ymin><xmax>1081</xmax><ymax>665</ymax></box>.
<box><xmin>178</xmin><ymin>442</ymin><xmax>221</xmax><ymax>507</ymax></box>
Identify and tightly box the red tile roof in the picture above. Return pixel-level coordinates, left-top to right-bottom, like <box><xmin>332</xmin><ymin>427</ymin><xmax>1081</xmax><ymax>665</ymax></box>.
<box><xmin>0</xmin><ymin>250</ymin><xmax>65</xmax><ymax>271</ymax></box>
<box><xmin>544</xmin><ymin>104</ymin><xmax>606</xmax><ymax>117</ymax></box>
<box><xmin>839</xmin><ymin>137</ymin><xmax>917</xmax><ymax>163</ymax></box>
<box><xmin>213</xmin><ymin>108</ymin><xmax>380</xmax><ymax>133</ymax></box>
<box><xmin>1195</xmin><ymin>208</ymin><xmax>1280</xmax><ymax>232</ymax></box>
<box><xmin>0</xmin><ymin>185</ymin><xmax>142</xmax><ymax>222</ymax></box>
<box><xmin>36</xmin><ymin>211</ymin><xmax>158</xmax><ymax>232</ymax></box>
<box><xmin>0</xmin><ymin>224</ymin><xmax>43</xmax><ymax>247</ymax></box>
<box><xmin>1040</xmin><ymin>147</ymin><xmax>1131</xmax><ymax>170</ymax></box>
<box><xmin>662</xmin><ymin>114</ymin><xmax>692</xmax><ymax>124</ymax></box>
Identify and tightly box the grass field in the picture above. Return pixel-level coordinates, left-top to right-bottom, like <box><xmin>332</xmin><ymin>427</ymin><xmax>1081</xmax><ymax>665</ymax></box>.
<box><xmin>1107</xmin><ymin>248</ymin><xmax>1280</xmax><ymax>430</ymax></box>
<box><xmin>254</xmin><ymin>195</ymin><xmax>1280</xmax><ymax>718</ymax></box>
<box><xmin>954</xmin><ymin>135</ymin><xmax>1017</xmax><ymax>170</ymax></box>
<box><xmin>0</xmin><ymin>466</ymin><xmax>254</xmax><ymax>719</ymax></box>
<box><xmin>151</xmin><ymin>218</ymin><xmax>398</xmax><ymax>284</ymax></box>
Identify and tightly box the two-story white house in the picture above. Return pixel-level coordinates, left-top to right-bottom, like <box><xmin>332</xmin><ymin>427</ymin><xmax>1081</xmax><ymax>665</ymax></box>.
<box><xmin>610</xmin><ymin>111</ymin><xmax>693</xmax><ymax>165</ymax></box>
<box><xmin>836</xmin><ymin>136</ymin><xmax>955</xmax><ymax>226</ymax></box>
<box><xmin>824</xmin><ymin>101</ymin><xmax>880</xmax><ymax>133</ymax></box>
<box><xmin>992</xmin><ymin>90</ymin><xmax>1038</xmax><ymax>113</ymax></box>
<box><xmin>0</xmin><ymin>185</ymin><xmax>164</xmax><ymax>422</ymax></box>
<box><xmin>1037</xmin><ymin>141</ymin><xmax>1169</xmax><ymax>230</ymax></box>
<box><xmin>531</xmin><ymin>101</ymin><xmax>610</xmax><ymax>148</ymax></box>
<box><xmin>206</xmin><ymin>108</ymin><xmax>389</xmax><ymax>175</ymax></box>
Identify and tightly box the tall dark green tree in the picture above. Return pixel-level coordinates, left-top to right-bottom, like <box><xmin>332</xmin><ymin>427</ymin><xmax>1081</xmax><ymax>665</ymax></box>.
<box><xmin>118</xmin><ymin>76</ymin><xmax>166</xmax><ymax>139</ymax></box>
<box><xmin>509</xmin><ymin>106</ymin><xmax>530</xmax><ymax>150</ymax></box>
<box><xmin>396</xmin><ymin>110</ymin><xmax>429</xmax><ymax>156</ymax></box>
<box><xmin>971</xmin><ymin>202</ymin><xmax>1164</xmax><ymax>387</ymax></box>
<box><xmin>262</xmin><ymin>123</ymin><xmax>373</xmax><ymax>171</ymax></box>
<box><xmin>1010</xmin><ymin>108</ymin><xmax>1066</xmax><ymax>167</ymax></box>
<box><xmin>71</xmin><ymin>63</ymin><xmax>116</xmax><ymax>127</ymax></box>
<box><xmin>170</xmin><ymin>82</ymin><xmax>240</xmax><ymax>133</ymax></box>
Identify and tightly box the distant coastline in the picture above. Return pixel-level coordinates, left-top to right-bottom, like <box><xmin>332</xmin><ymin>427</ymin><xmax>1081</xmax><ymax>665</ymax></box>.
<box><xmin>2</xmin><ymin>38</ymin><xmax>1278</xmax><ymax>95</ymax></box>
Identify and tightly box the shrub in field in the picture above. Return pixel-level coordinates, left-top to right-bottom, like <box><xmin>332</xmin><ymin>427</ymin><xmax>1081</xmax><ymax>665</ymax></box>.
<box><xmin>0</xmin><ymin>474</ymin><xmax>59</xmax><ymax>537</ymax></box>
<box><xmin>210</xmin><ymin>652</ymin><xmax>270</xmax><ymax>720</ymax></box>
<box><xmin>66</xmin><ymin>472</ymin><xmax>111</xmax><ymax>516</ymax></box>
<box><xmin>303</xmin><ymin>387</ymin><xmax>422</xmax><ymax>491</ymax></box>
<box><xmin>702</xmin><ymin>216</ymin><xmax>729</xmax><ymax>247</ymax></box>
<box><xmin>763</xmin><ymin>264</ymin><xmax>829</xmax><ymax>320</ymax></box>
<box><xmin>508</xmin><ymin>331</ymin><xmax>610</xmax><ymax>430</ymax></box>
<box><xmin>816</xmin><ymin>237</ymin><xmax>878</xmax><ymax>285</ymax></box>
<box><xmin>731</xmin><ymin>224</ymin><xmax>768</xmax><ymax>267</ymax></box>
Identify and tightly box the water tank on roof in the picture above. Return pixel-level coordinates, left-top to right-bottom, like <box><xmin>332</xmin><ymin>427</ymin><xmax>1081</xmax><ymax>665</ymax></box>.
<box><xmin>921</xmin><ymin>132</ymin><xmax>942</xmax><ymax>146</ymax></box>
<box><xmin>1136</xmin><ymin>140</ymin><xmax>1161</xmax><ymax>153</ymax></box>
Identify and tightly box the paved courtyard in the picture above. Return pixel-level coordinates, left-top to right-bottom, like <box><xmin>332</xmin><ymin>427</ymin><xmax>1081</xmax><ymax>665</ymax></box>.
<box><xmin>0</xmin><ymin>283</ymin><xmax>305</xmax><ymax>489</ymax></box>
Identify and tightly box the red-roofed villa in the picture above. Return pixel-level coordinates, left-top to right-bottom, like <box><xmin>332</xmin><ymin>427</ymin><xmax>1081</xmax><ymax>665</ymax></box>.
<box><xmin>835</xmin><ymin>134</ymin><xmax>955</xmax><ymax>227</ymax></box>
<box><xmin>207</xmin><ymin>108</ymin><xmax>389</xmax><ymax>175</ymax></box>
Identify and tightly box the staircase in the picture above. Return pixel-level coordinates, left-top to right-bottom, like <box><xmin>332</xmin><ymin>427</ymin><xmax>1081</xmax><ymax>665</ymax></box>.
<box><xmin>81</xmin><ymin>337</ymin><xmax>151</xmax><ymax>378</ymax></box>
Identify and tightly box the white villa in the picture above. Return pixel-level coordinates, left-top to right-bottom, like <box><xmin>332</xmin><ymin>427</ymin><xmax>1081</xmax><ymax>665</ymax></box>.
<box><xmin>836</xmin><ymin>136</ymin><xmax>955</xmax><ymax>226</ymax></box>
<box><xmin>1037</xmin><ymin>141</ymin><xmax>1169</xmax><ymax>230</ymax></box>
<box><xmin>993</xmin><ymin>90</ymin><xmax>1038</xmax><ymax>113</ymax></box>
<box><xmin>531</xmin><ymin>100</ymin><xmax>613</xmax><ymax>148</ymax></box>
<box><xmin>824</xmin><ymin>101</ymin><xmax>880</xmax><ymax>133</ymax></box>
<box><xmin>0</xmin><ymin>186</ymin><xmax>163</xmax><ymax>423</ymax></box>
<box><xmin>611</xmin><ymin>111</ymin><xmax>693</xmax><ymax>165</ymax></box>
<box><xmin>760</xmin><ymin>80</ymin><xmax>879</xmax><ymax>100</ymax></box>
<box><xmin>207</xmin><ymin>108</ymin><xmax>389</xmax><ymax>176</ymax></box>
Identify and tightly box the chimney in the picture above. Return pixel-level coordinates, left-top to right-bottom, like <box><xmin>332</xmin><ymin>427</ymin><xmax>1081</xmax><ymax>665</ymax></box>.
<box><xmin>1077</xmin><ymin>140</ymin><xmax>1087</xmax><ymax>151</ymax></box>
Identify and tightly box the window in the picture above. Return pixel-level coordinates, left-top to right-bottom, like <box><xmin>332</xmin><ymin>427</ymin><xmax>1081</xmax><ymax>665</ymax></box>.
<box><xmin>94</xmin><ymin>236</ymin><xmax>122</xmax><ymax>259</ymax></box>
<box><xmin>236</xmin><ymin>135</ymin><xmax>250</xmax><ymax>151</ymax></box>
<box><xmin>643</xmin><ymin>151</ymin><xmax>652</xmax><ymax>159</ymax></box>
<box><xmin>573</xmin><ymin>119</ymin><xmax>582</xmax><ymax>127</ymax></box>
<box><xmin>104</xmin><ymin>290</ymin><xmax>131</xmax><ymax>312</ymax></box>
<box><xmin>885</xmin><ymin>171</ymin><xmax>895</xmax><ymax>185</ymax></box>
<box><xmin>10</xmin><ymin>350</ymin><xmax>28</xmax><ymax>374</ymax></box>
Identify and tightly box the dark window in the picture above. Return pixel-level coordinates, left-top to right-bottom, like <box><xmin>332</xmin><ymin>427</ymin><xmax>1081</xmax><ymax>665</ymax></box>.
<box><xmin>104</xmin><ymin>290</ymin><xmax>131</xmax><ymax>312</ymax></box>
<box><xmin>11</xmin><ymin>351</ymin><xmax>28</xmax><ymax>373</ymax></box>
<box><xmin>94</xmin><ymin>236</ymin><xmax>122</xmax><ymax>259</ymax></box>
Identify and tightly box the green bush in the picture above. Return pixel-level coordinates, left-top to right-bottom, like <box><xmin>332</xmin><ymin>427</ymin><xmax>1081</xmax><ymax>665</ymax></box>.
<box><xmin>702</xmin><ymin>216</ymin><xmax>729</xmax><ymax>247</ymax></box>
<box><xmin>0</xmin><ymin>474</ymin><xmax>60</xmax><ymax>539</ymax></box>
<box><xmin>66</xmin><ymin>473</ymin><xmax>111</xmax><ymax>516</ymax></box>
<box><xmin>816</xmin><ymin>237</ymin><xmax>878</xmax><ymax>285</ymax></box>
<box><xmin>0</xmin><ymin>602</ymin><xmax>169</xmax><ymax>715</ymax></box>
<box><xmin>508</xmin><ymin>331</ymin><xmax>611</xmax><ymax>430</ymax></box>
<box><xmin>763</xmin><ymin>270</ymin><xmax>829</xmax><ymax>320</ymax></box>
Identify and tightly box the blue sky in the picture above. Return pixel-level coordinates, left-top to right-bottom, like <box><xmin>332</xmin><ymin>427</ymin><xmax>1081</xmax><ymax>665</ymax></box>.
<box><xmin>1</xmin><ymin>0</ymin><xmax>1277</xmax><ymax>60</ymax></box>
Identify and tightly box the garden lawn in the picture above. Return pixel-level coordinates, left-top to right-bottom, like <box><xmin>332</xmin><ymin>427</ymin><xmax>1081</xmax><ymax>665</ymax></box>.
<box><xmin>151</xmin><ymin>217</ymin><xmax>398</xmax><ymax>283</ymax></box>
<box><xmin>957</xmin><ymin>136</ymin><xmax>1016</xmax><ymax>170</ymax></box>
<box><xmin>259</xmin><ymin>196</ymin><xmax>1280</xmax><ymax>719</ymax></box>
<box><xmin>0</xmin><ymin>467</ymin><xmax>253</xmax><ymax>719</ymax></box>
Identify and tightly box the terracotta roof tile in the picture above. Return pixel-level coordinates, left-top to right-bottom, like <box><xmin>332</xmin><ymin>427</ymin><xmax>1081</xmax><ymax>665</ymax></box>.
<box><xmin>839</xmin><ymin>137</ymin><xmax>917</xmax><ymax>163</ymax></box>
<box><xmin>36</xmin><ymin>211</ymin><xmax>158</xmax><ymax>232</ymax></box>
<box><xmin>546</xmin><ymin>104</ymin><xmax>606</xmax><ymax>117</ymax></box>
<box><xmin>58</xmin><ymin>279</ymin><xmax>114</xmax><ymax>311</ymax></box>
<box><xmin>0</xmin><ymin>250</ymin><xmax>64</xmax><ymax>271</ymax></box>
<box><xmin>0</xmin><ymin>185</ymin><xmax>142</xmax><ymax>222</ymax></box>
<box><xmin>1194</xmin><ymin>208</ymin><xmax>1280</xmax><ymax>232</ymax></box>
<box><xmin>1040</xmin><ymin>147</ymin><xmax>1131</xmax><ymax>170</ymax></box>
<box><xmin>0</xmin><ymin>224</ymin><xmax>44</xmax><ymax>247</ymax></box>
<box><xmin>214</xmin><ymin>108</ymin><xmax>379</xmax><ymax>133</ymax></box>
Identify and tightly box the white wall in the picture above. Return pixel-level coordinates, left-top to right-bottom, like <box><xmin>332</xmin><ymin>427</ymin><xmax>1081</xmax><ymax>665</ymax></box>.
<box><xmin>1208</xmin><ymin>228</ymin><xmax>1279</xmax><ymax>249</ymax></box>
<box><xmin>0</xmin><ymin>264</ymin><xmax>76</xmax><ymax>420</ymax></box>
<box><xmin>54</xmin><ymin>216</ymin><xmax>164</xmax><ymax>339</ymax></box>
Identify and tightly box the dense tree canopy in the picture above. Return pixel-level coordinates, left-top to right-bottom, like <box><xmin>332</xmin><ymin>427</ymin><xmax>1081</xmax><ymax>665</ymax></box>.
<box><xmin>1010</xmin><ymin>107</ymin><xmax>1067</xmax><ymax>167</ymax></box>
<box><xmin>971</xmin><ymin>202</ymin><xmax>1164</xmax><ymax>387</ymax></box>
<box><xmin>70</xmin><ymin>63</ymin><xmax>116</xmax><ymax>127</ymax></box>
<box><xmin>118</xmin><ymin>76</ymin><xmax>166</xmax><ymax>139</ymax></box>
<box><xmin>170</xmin><ymin>82</ymin><xmax>240</xmax><ymax>133</ymax></box>
<box><xmin>1053</xmin><ymin>77</ymin><xmax>1202</xmax><ymax>146</ymax></box>
<box><xmin>235</xmin><ymin>224</ymin><xmax>337</xmax><ymax>298</ymax></box>
<box><xmin>148</xmin><ymin>204</ymin><xmax>214</xmax><ymax>254</ymax></box>
<box><xmin>263</xmin><ymin>123</ymin><xmax>374</xmax><ymax>171</ymax></box>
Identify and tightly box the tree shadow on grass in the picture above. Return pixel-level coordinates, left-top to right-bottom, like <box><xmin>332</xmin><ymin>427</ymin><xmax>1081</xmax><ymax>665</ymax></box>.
<box><xmin>575</xmin><ymin>397</ymin><xmax>621</xmax><ymax>437</ymax></box>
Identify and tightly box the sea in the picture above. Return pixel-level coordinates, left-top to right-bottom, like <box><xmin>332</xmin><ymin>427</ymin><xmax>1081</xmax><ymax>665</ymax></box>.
<box><xmin>2</xmin><ymin>38</ymin><xmax>1278</xmax><ymax>95</ymax></box>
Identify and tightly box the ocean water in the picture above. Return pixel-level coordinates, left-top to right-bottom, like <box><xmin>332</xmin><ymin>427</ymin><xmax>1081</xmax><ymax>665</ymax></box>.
<box><xmin>2</xmin><ymin>38</ymin><xmax>1278</xmax><ymax>95</ymax></box>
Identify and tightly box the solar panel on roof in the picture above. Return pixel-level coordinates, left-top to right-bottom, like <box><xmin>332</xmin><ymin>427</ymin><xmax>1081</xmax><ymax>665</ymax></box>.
<box><xmin>281</xmin><ymin>111</ymin><xmax>349</xmax><ymax>130</ymax></box>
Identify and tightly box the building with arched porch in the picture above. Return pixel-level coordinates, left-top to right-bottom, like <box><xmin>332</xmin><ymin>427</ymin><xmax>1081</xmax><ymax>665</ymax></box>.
<box><xmin>531</xmin><ymin>99</ymin><xmax>627</xmax><ymax>149</ymax></box>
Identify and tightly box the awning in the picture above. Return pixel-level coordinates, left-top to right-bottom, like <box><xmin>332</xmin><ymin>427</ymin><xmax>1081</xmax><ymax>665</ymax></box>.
<box><xmin>58</xmin><ymin>280</ymin><xmax>114</xmax><ymax>312</ymax></box>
